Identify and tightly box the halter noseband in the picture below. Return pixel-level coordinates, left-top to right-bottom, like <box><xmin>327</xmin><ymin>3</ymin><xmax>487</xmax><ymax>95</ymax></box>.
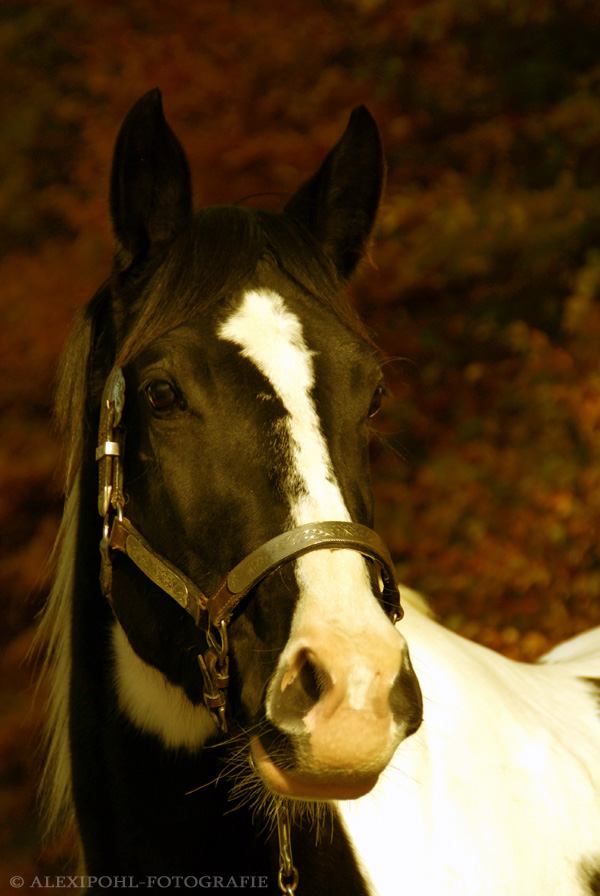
<box><xmin>96</xmin><ymin>367</ymin><xmax>403</xmax><ymax>732</ymax></box>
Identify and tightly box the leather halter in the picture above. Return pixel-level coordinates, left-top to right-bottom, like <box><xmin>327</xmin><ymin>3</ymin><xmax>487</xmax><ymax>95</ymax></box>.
<box><xmin>96</xmin><ymin>367</ymin><xmax>403</xmax><ymax>731</ymax></box>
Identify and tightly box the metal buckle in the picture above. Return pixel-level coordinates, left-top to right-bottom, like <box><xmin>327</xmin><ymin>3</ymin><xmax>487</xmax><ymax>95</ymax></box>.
<box><xmin>197</xmin><ymin>640</ymin><xmax>229</xmax><ymax>733</ymax></box>
<box><xmin>97</xmin><ymin>367</ymin><xmax>126</xmax><ymax>518</ymax></box>
<box><xmin>206</xmin><ymin>619</ymin><xmax>228</xmax><ymax>661</ymax></box>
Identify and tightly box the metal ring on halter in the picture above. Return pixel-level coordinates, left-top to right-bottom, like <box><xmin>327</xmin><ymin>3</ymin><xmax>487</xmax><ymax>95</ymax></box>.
<box><xmin>101</xmin><ymin>503</ymin><xmax>123</xmax><ymax>559</ymax></box>
<box><xmin>206</xmin><ymin>619</ymin><xmax>228</xmax><ymax>661</ymax></box>
<box><xmin>278</xmin><ymin>871</ymin><xmax>299</xmax><ymax>896</ymax></box>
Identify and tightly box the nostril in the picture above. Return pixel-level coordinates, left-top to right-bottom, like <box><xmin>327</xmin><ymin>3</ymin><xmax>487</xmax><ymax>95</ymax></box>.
<box><xmin>388</xmin><ymin>654</ymin><xmax>424</xmax><ymax>738</ymax></box>
<box><xmin>269</xmin><ymin>648</ymin><xmax>330</xmax><ymax>732</ymax></box>
<box><xmin>296</xmin><ymin>650</ymin><xmax>327</xmax><ymax>704</ymax></box>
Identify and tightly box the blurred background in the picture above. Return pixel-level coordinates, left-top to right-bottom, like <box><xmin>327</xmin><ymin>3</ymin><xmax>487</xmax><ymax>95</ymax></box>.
<box><xmin>1</xmin><ymin>0</ymin><xmax>600</xmax><ymax>887</ymax></box>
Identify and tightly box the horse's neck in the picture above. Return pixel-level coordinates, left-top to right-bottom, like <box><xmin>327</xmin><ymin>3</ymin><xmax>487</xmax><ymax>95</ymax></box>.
<box><xmin>73</xmin><ymin>635</ymin><xmax>273</xmax><ymax>877</ymax></box>
<box><xmin>337</xmin><ymin>598</ymin><xmax>600</xmax><ymax>896</ymax></box>
<box><xmin>398</xmin><ymin>598</ymin><xmax>599</xmax><ymax>784</ymax></box>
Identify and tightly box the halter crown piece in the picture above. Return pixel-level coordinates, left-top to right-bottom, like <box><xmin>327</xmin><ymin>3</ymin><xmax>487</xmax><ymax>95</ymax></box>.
<box><xmin>96</xmin><ymin>367</ymin><xmax>404</xmax><ymax>733</ymax></box>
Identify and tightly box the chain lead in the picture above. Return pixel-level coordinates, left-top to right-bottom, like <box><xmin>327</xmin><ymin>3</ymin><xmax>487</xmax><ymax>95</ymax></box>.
<box><xmin>277</xmin><ymin>805</ymin><xmax>298</xmax><ymax>895</ymax></box>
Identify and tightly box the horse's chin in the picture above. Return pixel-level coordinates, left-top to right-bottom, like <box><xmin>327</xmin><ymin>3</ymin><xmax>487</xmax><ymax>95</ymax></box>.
<box><xmin>249</xmin><ymin>735</ymin><xmax>379</xmax><ymax>801</ymax></box>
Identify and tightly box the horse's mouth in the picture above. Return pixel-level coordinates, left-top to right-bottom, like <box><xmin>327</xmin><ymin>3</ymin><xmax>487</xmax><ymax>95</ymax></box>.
<box><xmin>249</xmin><ymin>734</ymin><xmax>379</xmax><ymax>801</ymax></box>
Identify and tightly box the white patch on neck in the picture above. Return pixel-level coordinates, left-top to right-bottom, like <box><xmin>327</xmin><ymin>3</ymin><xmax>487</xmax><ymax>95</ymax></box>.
<box><xmin>112</xmin><ymin>622</ymin><xmax>218</xmax><ymax>750</ymax></box>
<box><xmin>219</xmin><ymin>289</ymin><xmax>375</xmax><ymax>631</ymax></box>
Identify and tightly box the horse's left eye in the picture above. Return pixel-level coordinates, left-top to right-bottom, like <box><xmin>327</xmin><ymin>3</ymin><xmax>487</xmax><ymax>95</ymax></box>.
<box><xmin>368</xmin><ymin>385</ymin><xmax>385</xmax><ymax>418</ymax></box>
<box><xmin>146</xmin><ymin>380</ymin><xmax>180</xmax><ymax>411</ymax></box>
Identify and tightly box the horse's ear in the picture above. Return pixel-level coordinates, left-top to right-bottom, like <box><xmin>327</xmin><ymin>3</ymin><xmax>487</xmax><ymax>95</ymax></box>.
<box><xmin>284</xmin><ymin>106</ymin><xmax>385</xmax><ymax>279</ymax></box>
<box><xmin>110</xmin><ymin>89</ymin><xmax>192</xmax><ymax>272</ymax></box>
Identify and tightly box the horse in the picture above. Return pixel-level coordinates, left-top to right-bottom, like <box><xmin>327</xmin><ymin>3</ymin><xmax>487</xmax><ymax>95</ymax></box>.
<box><xmin>39</xmin><ymin>89</ymin><xmax>600</xmax><ymax>895</ymax></box>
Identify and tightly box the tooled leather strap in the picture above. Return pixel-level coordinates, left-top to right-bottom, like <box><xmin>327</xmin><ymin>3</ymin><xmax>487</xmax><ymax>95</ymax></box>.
<box><xmin>108</xmin><ymin>516</ymin><xmax>209</xmax><ymax>627</ymax></box>
<box><xmin>105</xmin><ymin>517</ymin><xmax>402</xmax><ymax>631</ymax></box>
<box><xmin>208</xmin><ymin>520</ymin><xmax>401</xmax><ymax>627</ymax></box>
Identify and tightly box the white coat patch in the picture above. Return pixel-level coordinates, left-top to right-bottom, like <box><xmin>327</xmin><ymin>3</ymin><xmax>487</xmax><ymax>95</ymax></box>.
<box><xmin>112</xmin><ymin>623</ymin><xmax>217</xmax><ymax>750</ymax></box>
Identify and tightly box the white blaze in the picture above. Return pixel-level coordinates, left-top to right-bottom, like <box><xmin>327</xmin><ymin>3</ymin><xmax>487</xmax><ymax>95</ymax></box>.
<box><xmin>219</xmin><ymin>288</ymin><xmax>348</xmax><ymax>524</ymax></box>
<box><xmin>219</xmin><ymin>288</ymin><xmax>377</xmax><ymax>637</ymax></box>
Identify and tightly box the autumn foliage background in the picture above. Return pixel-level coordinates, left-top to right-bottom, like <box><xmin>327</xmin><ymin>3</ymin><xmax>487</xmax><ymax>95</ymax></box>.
<box><xmin>1</xmin><ymin>0</ymin><xmax>600</xmax><ymax>885</ymax></box>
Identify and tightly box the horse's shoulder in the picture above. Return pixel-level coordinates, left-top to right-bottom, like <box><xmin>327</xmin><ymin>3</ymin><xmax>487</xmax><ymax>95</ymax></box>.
<box><xmin>398</xmin><ymin>585</ymin><xmax>436</xmax><ymax>618</ymax></box>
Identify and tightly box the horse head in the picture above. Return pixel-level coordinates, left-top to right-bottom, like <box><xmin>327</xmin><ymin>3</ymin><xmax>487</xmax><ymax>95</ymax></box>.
<box><xmin>85</xmin><ymin>90</ymin><xmax>423</xmax><ymax>807</ymax></box>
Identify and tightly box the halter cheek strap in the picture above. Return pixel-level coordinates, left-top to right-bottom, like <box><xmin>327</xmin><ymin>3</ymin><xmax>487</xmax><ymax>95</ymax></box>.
<box><xmin>96</xmin><ymin>368</ymin><xmax>403</xmax><ymax>731</ymax></box>
<box><xmin>97</xmin><ymin>367</ymin><xmax>126</xmax><ymax>518</ymax></box>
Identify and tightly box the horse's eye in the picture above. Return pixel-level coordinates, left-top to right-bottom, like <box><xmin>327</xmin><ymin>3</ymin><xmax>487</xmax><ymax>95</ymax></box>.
<box><xmin>146</xmin><ymin>380</ymin><xmax>179</xmax><ymax>411</ymax></box>
<box><xmin>368</xmin><ymin>384</ymin><xmax>385</xmax><ymax>418</ymax></box>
